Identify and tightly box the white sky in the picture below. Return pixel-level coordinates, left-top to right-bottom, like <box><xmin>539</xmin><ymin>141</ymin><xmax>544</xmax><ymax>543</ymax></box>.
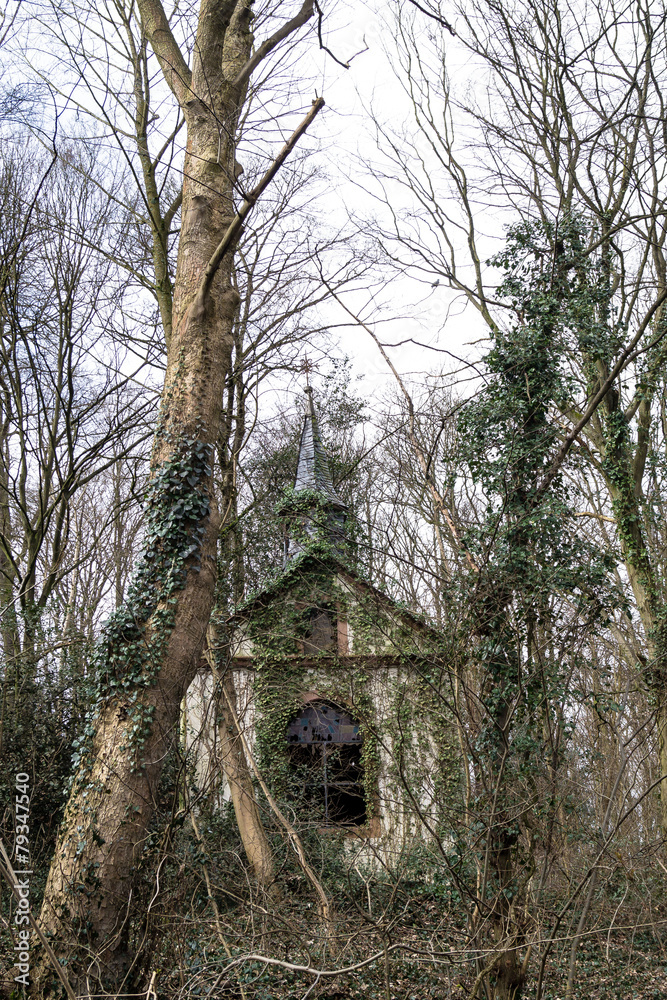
<box><xmin>9</xmin><ymin>0</ymin><xmax>495</xmax><ymax>416</ymax></box>
<box><xmin>295</xmin><ymin>1</ymin><xmax>493</xmax><ymax>404</ymax></box>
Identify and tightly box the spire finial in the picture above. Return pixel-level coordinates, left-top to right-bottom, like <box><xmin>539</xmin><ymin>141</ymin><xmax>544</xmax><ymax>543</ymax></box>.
<box><xmin>301</xmin><ymin>356</ymin><xmax>315</xmax><ymax>414</ymax></box>
<box><xmin>301</xmin><ymin>354</ymin><xmax>314</xmax><ymax>384</ymax></box>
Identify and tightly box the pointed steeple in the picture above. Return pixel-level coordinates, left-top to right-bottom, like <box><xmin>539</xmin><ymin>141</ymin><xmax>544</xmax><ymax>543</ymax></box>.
<box><xmin>282</xmin><ymin>387</ymin><xmax>348</xmax><ymax>564</ymax></box>
<box><xmin>294</xmin><ymin>387</ymin><xmax>346</xmax><ymax>507</ymax></box>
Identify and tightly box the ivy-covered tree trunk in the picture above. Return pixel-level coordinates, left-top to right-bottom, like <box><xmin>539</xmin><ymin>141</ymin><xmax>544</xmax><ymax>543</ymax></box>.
<box><xmin>459</xmin><ymin>220</ymin><xmax>617</xmax><ymax>1000</ymax></box>
<box><xmin>473</xmin><ymin>590</ymin><xmax>527</xmax><ymax>1000</ymax></box>
<box><xmin>575</xmin><ymin>221</ymin><xmax>667</xmax><ymax>839</ymax></box>
<box><xmin>38</xmin><ymin>1</ymin><xmax>312</xmax><ymax>985</ymax></box>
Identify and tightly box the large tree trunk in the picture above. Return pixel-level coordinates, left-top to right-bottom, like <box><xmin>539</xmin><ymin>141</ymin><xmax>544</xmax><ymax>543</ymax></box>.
<box><xmin>38</xmin><ymin>2</ymin><xmax>270</xmax><ymax>985</ymax></box>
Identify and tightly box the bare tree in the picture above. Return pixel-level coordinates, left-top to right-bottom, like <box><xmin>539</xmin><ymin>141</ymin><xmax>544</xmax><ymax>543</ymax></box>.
<box><xmin>360</xmin><ymin>0</ymin><xmax>667</xmax><ymax>846</ymax></box>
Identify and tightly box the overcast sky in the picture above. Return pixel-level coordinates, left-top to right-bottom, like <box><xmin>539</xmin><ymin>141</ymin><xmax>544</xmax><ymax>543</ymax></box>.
<box><xmin>292</xmin><ymin>1</ymin><xmax>494</xmax><ymax>405</ymax></box>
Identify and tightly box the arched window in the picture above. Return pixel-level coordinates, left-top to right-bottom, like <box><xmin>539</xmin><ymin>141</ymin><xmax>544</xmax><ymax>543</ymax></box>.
<box><xmin>286</xmin><ymin>701</ymin><xmax>366</xmax><ymax>827</ymax></box>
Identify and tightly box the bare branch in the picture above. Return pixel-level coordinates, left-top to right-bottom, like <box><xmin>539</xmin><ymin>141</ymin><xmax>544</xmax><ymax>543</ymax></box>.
<box><xmin>319</xmin><ymin>274</ymin><xmax>478</xmax><ymax>572</ymax></box>
<box><xmin>313</xmin><ymin>0</ymin><xmax>369</xmax><ymax>68</ymax></box>
<box><xmin>404</xmin><ymin>0</ymin><xmax>455</xmax><ymax>35</ymax></box>
<box><xmin>232</xmin><ymin>0</ymin><xmax>314</xmax><ymax>90</ymax></box>
<box><xmin>193</xmin><ymin>98</ymin><xmax>325</xmax><ymax>312</ymax></box>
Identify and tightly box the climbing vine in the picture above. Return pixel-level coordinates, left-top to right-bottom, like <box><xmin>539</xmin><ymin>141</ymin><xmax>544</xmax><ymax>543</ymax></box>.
<box><xmin>452</xmin><ymin>216</ymin><xmax>622</xmax><ymax>997</ymax></box>
<box><xmin>227</xmin><ymin>536</ymin><xmax>458</xmax><ymax>835</ymax></box>
<box><xmin>70</xmin><ymin>436</ymin><xmax>213</xmax><ymax>780</ymax></box>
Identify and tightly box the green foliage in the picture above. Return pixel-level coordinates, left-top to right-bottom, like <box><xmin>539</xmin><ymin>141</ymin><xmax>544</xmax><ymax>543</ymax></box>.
<box><xmin>454</xmin><ymin>217</ymin><xmax>622</xmax><ymax>921</ymax></box>
<box><xmin>232</xmin><ymin>547</ymin><xmax>460</xmax><ymax>840</ymax></box>
<box><xmin>245</xmin><ymin>558</ymin><xmax>367</xmax><ymax>796</ymax></box>
<box><xmin>94</xmin><ymin>436</ymin><xmax>212</xmax><ymax>700</ymax></box>
<box><xmin>63</xmin><ymin>435</ymin><xmax>213</xmax><ymax>810</ymax></box>
<box><xmin>461</xmin><ymin>217</ymin><xmax>617</xmax><ymax>618</ymax></box>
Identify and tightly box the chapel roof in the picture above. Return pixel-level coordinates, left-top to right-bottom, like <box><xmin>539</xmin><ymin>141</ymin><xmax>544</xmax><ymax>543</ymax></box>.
<box><xmin>229</xmin><ymin>546</ymin><xmax>441</xmax><ymax>643</ymax></box>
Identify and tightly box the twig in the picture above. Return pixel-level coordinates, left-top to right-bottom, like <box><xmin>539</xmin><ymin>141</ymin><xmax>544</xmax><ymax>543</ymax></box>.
<box><xmin>222</xmin><ymin>943</ymin><xmax>402</xmax><ymax>978</ymax></box>
<box><xmin>319</xmin><ymin>275</ymin><xmax>478</xmax><ymax>572</ymax></box>
<box><xmin>405</xmin><ymin>0</ymin><xmax>456</xmax><ymax>34</ymax></box>
<box><xmin>302</xmin><ymin>973</ymin><xmax>321</xmax><ymax>999</ymax></box>
<box><xmin>313</xmin><ymin>1</ymin><xmax>369</xmax><ymax>67</ymax></box>
<box><xmin>146</xmin><ymin>970</ymin><xmax>158</xmax><ymax>1000</ymax></box>
<box><xmin>232</xmin><ymin>1</ymin><xmax>315</xmax><ymax>90</ymax></box>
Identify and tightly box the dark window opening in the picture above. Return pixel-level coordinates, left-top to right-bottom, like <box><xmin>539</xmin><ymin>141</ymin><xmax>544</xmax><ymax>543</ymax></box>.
<box><xmin>303</xmin><ymin>604</ymin><xmax>336</xmax><ymax>654</ymax></box>
<box><xmin>287</xmin><ymin>702</ymin><xmax>366</xmax><ymax>827</ymax></box>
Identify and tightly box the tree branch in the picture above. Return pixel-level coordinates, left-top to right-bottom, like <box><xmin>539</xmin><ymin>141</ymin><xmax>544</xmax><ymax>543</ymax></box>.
<box><xmin>232</xmin><ymin>0</ymin><xmax>314</xmax><ymax>90</ymax></box>
<box><xmin>405</xmin><ymin>0</ymin><xmax>455</xmax><ymax>35</ymax></box>
<box><xmin>319</xmin><ymin>276</ymin><xmax>478</xmax><ymax>572</ymax></box>
<box><xmin>312</xmin><ymin>0</ymin><xmax>367</xmax><ymax>69</ymax></box>
<box><xmin>193</xmin><ymin>98</ymin><xmax>324</xmax><ymax>312</ymax></box>
<box><xmin>222</xmin><ymin>943</ymin><xmax>403</xmax><ymax>979</ymax></box>
<box><xmin>537</xmin><ymin>287</ymin><xmax>667</xmax><ymax>498</ymax></box>
<box><xmin>136</xmin><ymin>0</ymin><xmax>192</xmax><ymax>107</ymax></box>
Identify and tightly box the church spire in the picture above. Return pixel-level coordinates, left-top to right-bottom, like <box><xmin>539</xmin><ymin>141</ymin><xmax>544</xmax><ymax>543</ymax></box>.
<box><xmin>293</xmin><ymin>387</ymin><xmax>345</xmax><ymax>506</ymax></box>
<box><xmin>283</xmin><ymin>387</ymin><xmax>348</xmax><ymax>564</ymax></box>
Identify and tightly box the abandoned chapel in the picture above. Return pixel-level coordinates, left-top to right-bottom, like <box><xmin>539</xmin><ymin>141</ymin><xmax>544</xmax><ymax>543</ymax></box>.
<box><xmin>184</xmin><ymin>387</ymin><xmax>458</xmax><ymax>859</ymax></box>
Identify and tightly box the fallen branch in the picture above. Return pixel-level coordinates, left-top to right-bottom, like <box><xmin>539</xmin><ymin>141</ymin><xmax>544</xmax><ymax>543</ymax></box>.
<box><xmin>222</xmin><ymin>942</ymin><xmax>403</xmax><ymax>978</ymax></box>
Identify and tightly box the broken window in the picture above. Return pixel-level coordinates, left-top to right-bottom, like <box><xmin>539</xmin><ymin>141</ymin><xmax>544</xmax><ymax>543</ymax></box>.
<box><xmin>286</xmin><ymin>701</ymin><xmax>366</xmax><ymax>827</ymax></box>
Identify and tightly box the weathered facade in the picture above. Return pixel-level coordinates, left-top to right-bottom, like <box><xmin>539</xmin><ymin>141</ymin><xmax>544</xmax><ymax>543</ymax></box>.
<box><xmin>184</xmin><ymin>389</ymin><xmax>458</xmax><ymax>859</ymax></box>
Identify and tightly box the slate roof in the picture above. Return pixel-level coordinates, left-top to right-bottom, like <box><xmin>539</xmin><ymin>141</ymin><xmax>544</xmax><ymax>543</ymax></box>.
<box><xmin>293</xmin><ymin>387</ymin><xmax>347</xmax><ymax>510</ymax></box>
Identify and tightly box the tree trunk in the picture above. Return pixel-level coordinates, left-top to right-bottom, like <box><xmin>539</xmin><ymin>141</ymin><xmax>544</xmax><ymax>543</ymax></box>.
<box><xmin>599</xmin><ymin>407</ymin><xmax>667</xmax><ymax>840</ymax></box>
<box><xmin>38</xmin><ymin>2</ymin><xmax>262</xmax><ymax>985</ymax></box>
<box><xmin>212</xmin><ymin>641</ymin><xmax>275</xmax><ymax>888</ymax></box>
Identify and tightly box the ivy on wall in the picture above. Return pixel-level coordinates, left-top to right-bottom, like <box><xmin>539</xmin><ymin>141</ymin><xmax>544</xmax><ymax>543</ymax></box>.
<box><xmin>227</xmin><ymin>530</ymin><xmax>461</xmax><ymax>835</ymax></box>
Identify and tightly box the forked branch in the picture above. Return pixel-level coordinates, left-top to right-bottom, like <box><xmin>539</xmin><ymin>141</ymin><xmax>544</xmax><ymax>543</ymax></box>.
<box><xmin>137</xmin><ymin>0</ymin><xmax>192</xmax><ymax>106</ymax></box>
<box><xmin>232</xmin><ymin>0</ymin><xmax>315</xmax><ymax>90</ymax></box>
